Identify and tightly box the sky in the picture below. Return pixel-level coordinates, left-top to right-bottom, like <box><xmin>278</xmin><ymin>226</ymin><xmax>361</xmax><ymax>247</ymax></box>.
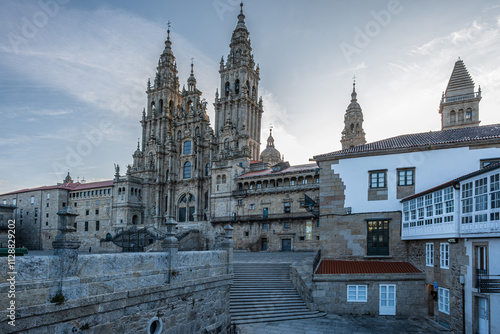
<box><xmin>1</xmin><ymin>0</ymin><xmax>500</xmax><ymax>194</ymax></box>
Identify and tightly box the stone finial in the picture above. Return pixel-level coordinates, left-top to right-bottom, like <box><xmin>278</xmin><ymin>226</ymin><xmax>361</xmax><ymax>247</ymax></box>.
<box><xmin>162</xmin><ymin>217</ymin><xmax>179</xmax><ymax>250</ymax></box>
<box><xmin>52</xmin><ymin>206</ymin><xmax>81</xmax><ymax>277</ymax></box>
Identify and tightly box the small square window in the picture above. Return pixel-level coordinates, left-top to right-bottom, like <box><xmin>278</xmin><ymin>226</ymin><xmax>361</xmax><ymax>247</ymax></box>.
<box><xmin>284</xmin><ymin>202</ymin><xmax>291</xmax><ymax>213</ymax></box>
<box><xmin>237</xmin><ymin>199</ymin><xmax>243</xmax><ymax>206</ymax></box>
<box><xmin>284</xmin><ymin>222</ymin><xmax>290</xmax><ymax>229</ymax></box>
<box><xmin>347</xmin><ymin>285</ymin><xmax>367</xmax><ymax>302</ymax></box>
<box><xmin>249</xmin><ymin>203</ymin><xmax>255</xmax><ymax>210</ymax></box>
<box><xmin>262</xmin><ymin>223</ymin><xmax>268</xmax><ymax>230</ymax></box>
<box><xmin>370</xmin><ymin>171</ymin><xmax>386</xmax><ymax>189</ymax></box>
<box><xmin>299</xmin><ymin>236</ymin><xmax>305</xmax><ymax>241</ymax></box>
<box><xmin>86</xmin><ymin>210</ymin><xmax>89</xmax><ymax>215</ymax></box>
<box><xmin>398</xmin><ymin>169</ymin><xmax>414</xmax><ymax>186</ymax></box>
<box><xmin>95</xmin><ymin>209</ymin><xmax>99</xmax><ymax>215</ymax></box>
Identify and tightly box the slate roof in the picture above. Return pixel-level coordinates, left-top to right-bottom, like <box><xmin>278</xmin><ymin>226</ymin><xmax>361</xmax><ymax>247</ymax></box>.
<box><xmin>237</xmin><ymin>163</ymin><xmax>318</xmax><ymax>178</ymax></box>
<box><xmin>315</xmin><ymin>260</ymin><xmax>421</xmax><ymax>275</ymax></box>
<box><xmin>446</xmin><ymin>59</ymin><xmax>474</xmax><ymax>94</ymax></box>
<box><xmin>314</xmin><ymin>124</ymin><xmax>500</xmax><ymax>160</ymax></box>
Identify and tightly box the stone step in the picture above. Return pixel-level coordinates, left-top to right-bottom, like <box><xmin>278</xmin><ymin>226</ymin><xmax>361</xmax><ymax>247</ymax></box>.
<box><xmin>231</xmin><ymin>303</ymin><xmax>304</xmax><ymax>315</ymax></box>
<box><xmin>231</xmin><ymin>291</ymin><xmax>300</xmax><ymax>297</ymax></box>
<box><xmin>230</xmin><ymin>301</ymin><xmax>306</xmax><ymax>310</ymax></box>
<box><xmin>232</xmin><ymin>311</ymin><xmax>324</xmax><ymax>325</ymax></box>
<box><xmin>231</xmin><ymin>287</ymin><xmax>297</xmax><ymax>293</ymax></box>
<box><xmin>230</xmin><ymin>306</ymin><xmax>317</xmax><ymax>317</ymax></box>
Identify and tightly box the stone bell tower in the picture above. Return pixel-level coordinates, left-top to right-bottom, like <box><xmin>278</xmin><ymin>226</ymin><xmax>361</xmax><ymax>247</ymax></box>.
<box><xmin>214</xmin><ymin>2</ymin><xmax>264</xmax><ymax>162</ymax></box>
<box><xmin>341</xmin><ymin>80</ymin><xmax>366</xmax><ymax>150</ymax></box>
<box><xmin>439</xmin><ymin>58</ymin><xmax>481</xmax><ymax>130</ymax></box>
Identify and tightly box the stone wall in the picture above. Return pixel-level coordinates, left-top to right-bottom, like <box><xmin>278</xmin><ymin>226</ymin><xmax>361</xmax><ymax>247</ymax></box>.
<box><xmin>318</xmin><ymin>211</ymin><xmax>406</xmax><ymax>261</ymax></box>
<box><xmin>0</xmin><ymin>251</ymin><xmax>232</xmax><ymax>334</ymax></box>
<box><xmin>311</xmin><ymin>273</ymin><xmax>425</xmax><ymax>316</ymax></box>
<box><xmin>407</xmin><ymin>239</ymin><xmax>467</xmax><ymax>332</ymax></box>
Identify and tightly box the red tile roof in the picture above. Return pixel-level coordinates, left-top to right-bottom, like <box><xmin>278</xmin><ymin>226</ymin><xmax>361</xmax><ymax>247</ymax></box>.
<box><xmin>70</xmin><ymin>180</ymin><xmax>113</xmax><ymax>191</ymax></box>
<box><xmin>0</xmin><ymin>180</ymin><xmax>113</xmax><ymax>196</ymax></box>
<box><xmin>238</xmin><ymin>163</ymin><xmax>318</xmax><ymax>178</ymax></box>
<box><xmin>316</xmin><ymin>260</ymin><xmax>421</xmax><ymax>275</ymax></box>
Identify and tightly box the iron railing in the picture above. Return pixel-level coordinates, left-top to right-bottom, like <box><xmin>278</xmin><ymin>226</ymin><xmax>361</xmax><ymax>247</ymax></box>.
<box><xmin>477</xmin><ymin>269</ymin><xmax>500</xmax><ymax>293</ymax></box>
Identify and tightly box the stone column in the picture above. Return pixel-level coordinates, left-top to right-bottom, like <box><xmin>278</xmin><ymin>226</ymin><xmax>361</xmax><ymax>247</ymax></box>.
<box><xmin>221</xmin><ymin>224</ymin><xmax>233</xmax><ymax>275</ymax></box>
<box><xmin>52</xmin><ymin>206</ymin><xmax>81</xmax><ymax>278</ymax></box>
<box><xmin>162</xmin><ymin>217</ymin><xmax>178</xmax><ymax>283</ymax></box>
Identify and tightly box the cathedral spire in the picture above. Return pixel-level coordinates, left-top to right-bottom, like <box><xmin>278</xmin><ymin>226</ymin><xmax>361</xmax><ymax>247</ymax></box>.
<box><xmin>341</xmin><ymin>80</ymin><xmax>366</xmax><ymax>150</ymax></box>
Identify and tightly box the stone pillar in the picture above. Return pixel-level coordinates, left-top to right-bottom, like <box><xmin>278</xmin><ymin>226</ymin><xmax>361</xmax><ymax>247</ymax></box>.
<box><xmin>221</xmin><ymin>224</ymin><xmax>233</xmax><ymax>275</ymax></box>
<box><xmin>162</xmin><ymin>217</ymin><xmax>178</xmax><ymax>283</ymax></box>
<box><xmin>52</xmin><ymin>206</ymin><xmax>81</xmax><ymax>278</ymax></box>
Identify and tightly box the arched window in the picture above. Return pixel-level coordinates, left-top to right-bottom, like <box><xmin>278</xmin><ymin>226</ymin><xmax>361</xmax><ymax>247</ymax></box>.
<box><xmin>224</xmin><ymin>138</ymin><xmax>230</xmax><ymax>151</ymax></box>
<box><xmin>205</xmin><ymin>192</ymin><xmax>209</xmax><ymax>209</ymax></box>
<box><xmin>252</xmin><ymin>86</ymin><xmax>256</xmax><ymax>98</ymax></box>
<box><xmin>225</xmin><ymin>82</ymin><xmax>230</xmax><ymax>97</ymax></box>
<box><xmin>106</xmin><ymin>233</ymin><xmax>112</xmax><ymax>241</ymax></box>
<box><xmin>246</xmin><ymin>81</ymin><xmax>250</xmax><ymax>94</ymax></box>
<box><xmin>187</xmin><ymin>100</ymin><xmax>192</xmax><ymax>114</ymax></box>
<box><xmin>195</xmin><ymin>127</ymin><xmax>200</xmax><ymax>137</ymax></box>
<box><xmin>235</xmin><ymin>79</ymin><xmax>240</xmax><ymax>94</ymax></box>
<box><xmin>178</xmin><ymin>194</ymin><xmax>196</xmax><ymax>222</ymax></box>
<box><xmin>205</xmin><ymin>163</ymin><xmax>210</xmax><ymax>176</ymax></box>
<box><xmin>350</xmin><ymin>123</ymin><xmax>354</xmax><ymax>132</ymax></box>
<box><xmin>450</xmin><ymin>110</ymin><xmax>456</xmax><ymax>123</ymax></box>
<box><xmin>183</xmin><ymin>141</ymin><xmax>192</xmax><ymax>154</ymax></box>
<box><xmin>150</xmin><ymin>101</ymin><xmax>155</xmax><ymax>114</ymax></box>
<box><xmin>183</xmin><ymin>161</ymin><xmax>192</xmax><ymax>179</ymax></box>
<box><xmin>169</xmin><ymin>100</ymin><xmax>173</xmax><ymax>114</ymax></box>
<box><xmin>217</xmin><ymin>175</ymin><xmax>222</xmax><ymax>184</ymax></box>
<box><xmin>458</xmin><ymin>109</ymin><xmax>464</xmax><ymax>122</ymax></box>
<box><xmin>222</xmin><ymin>175</ymin><xmax>227</xmax><ymax>184</ymax></box>
<box><xmin>466</xmin><ymin>108</ymin><xmax>472</xmax><ymax>120</ymax></box>
<box><xmin>132</xmin><ymin>215</ymin><xmax>139</xmax><ymax>225</ymax></box>
<box><xmin>177</xmin><ymin>130</ymin><xmax>182</xmax><ymax>141</ymax></box>
<box><xmin>159</xmin><ymin>99</ymin><xmax>163</xmax><ymax>113</ymax></box>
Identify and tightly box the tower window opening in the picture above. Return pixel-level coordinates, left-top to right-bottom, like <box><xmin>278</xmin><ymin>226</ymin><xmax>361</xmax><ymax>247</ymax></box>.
<box><xmin>450</xmin><ymin>110</ymin><xmax>456</xmax><ymax>124</ymax></box>
<box><xmin>235</xmin><ymin>79</ymin><xmax>240</xmax><ymax>94</ymax></box>
<box><xmin>466</xmin><ymin>108</ymin><xmax>472</xmax><ymax>120</ymax></box>
<box><xmin>225</xmin><ymin>82</ymin><xmax>230</xmax><ymax>97</ymax></box>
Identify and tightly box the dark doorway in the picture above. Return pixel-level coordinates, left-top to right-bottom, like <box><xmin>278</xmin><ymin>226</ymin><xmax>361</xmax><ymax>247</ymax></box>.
<box><xmin>282</xmin><ymin>239</ymin><xmax>292</xmax><ymax>252</ymax></box>
<box><xmin>262</xmin><ymin>239</ymin><xmax>268</xmax><ymax>251</ymax></box>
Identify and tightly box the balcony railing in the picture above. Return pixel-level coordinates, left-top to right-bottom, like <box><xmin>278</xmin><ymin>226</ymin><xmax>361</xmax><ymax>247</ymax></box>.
<box><xmin>211</xmin><ymin>211</ymin><xmax>315</xmax><ymax>223</ymax></box>
<box><xmin>401</xmin><ymin>220</ymin><xmax>458</xmax><ymax>239</ymax></box>
<box><xmin>441</xmin><ymin>91</ymin><xmax>481</xmax><ymax>104</ymax></box>
<box><xmin>460</xmin><ymin>220</ymin><xmax>500</xmax><ymax>235</ymax></box>
<box><xmin>477</xmin><ymin>269</ymin><xmax>500</xmax><ymax>293</ymax></box>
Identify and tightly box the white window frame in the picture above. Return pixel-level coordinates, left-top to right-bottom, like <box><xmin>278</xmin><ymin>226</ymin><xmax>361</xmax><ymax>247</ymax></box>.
<box><xmin>426</xmin><ymin>243</ymin><xmax>434</xmax><ymax>267</ymax></box>
<box><xmin>440</xmin><ymin>243</ymin><xmax>449</xmax><ymax>269</ymax></box>
<box><xmin>438</xmin><ymin>287</ymin><xmax>450</xmax><ymax>314</ymax></box>
<box><xmin>347</xmin><ymin>285</ymin><xmax>367</xmax><ymax>302</ymax></box>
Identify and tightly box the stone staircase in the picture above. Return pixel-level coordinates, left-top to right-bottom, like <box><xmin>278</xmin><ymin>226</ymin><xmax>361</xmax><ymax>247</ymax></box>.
<box><xmin>230</xmin><ymin>262</ymin><xmax>324</xmax><ymax>325</ymax></box>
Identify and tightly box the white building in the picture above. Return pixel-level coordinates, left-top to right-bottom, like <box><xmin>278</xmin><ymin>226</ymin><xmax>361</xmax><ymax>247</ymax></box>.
<box><xmin>401</xmin><ymin>163</ymin><xmax>500</xmax><ymax>334</ymax></box>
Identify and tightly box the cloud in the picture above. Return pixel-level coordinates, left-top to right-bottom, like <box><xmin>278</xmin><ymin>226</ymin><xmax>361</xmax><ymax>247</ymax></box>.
<box><xmin>31</xmin><ymin>109</ymin><xmax>73</xmax><ymax>116</ymax></box>
<box><xmin>0</xmin><ymin>6</ymin><xmax>219</xmax><ymax>120</ymax></box>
